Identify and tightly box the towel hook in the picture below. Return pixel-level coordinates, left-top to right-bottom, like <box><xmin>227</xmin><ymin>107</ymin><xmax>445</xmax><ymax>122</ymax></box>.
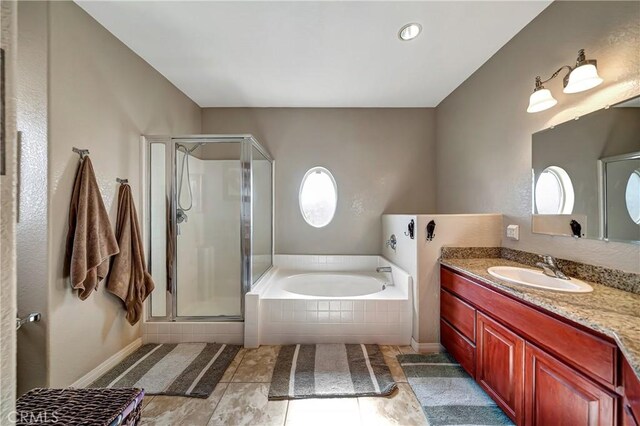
<box><xmin>72</xmin><ymin>147</ymin><xmax>90</xmax><ymax>160</ymax></box>
<box><xmin>116</xmin><ymin>178</ymin><xmax>128</xmax><ymax>184</ymax></box>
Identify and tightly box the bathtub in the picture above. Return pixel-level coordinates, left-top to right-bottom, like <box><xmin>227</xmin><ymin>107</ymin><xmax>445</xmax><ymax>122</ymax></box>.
<box><xmin>244</xmin><ymin>255</ymin><xmax>413</xmax><ymax>347</ymax></box>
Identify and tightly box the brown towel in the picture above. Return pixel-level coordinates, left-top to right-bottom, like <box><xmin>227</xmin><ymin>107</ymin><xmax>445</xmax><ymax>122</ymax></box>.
<box><xmin>166</xmin><ymin>197</ymin><xmax>174</xmax><ymax>294</ymax></box>
<box><xmin>107</xmin><ymin>183</ymin><xmax>155</xmax><ymax>325</ymax></box>
<box><xmin>65</xmin><ymin>157</ymin><xmax>119</xmax><ymax>300</ymax></box>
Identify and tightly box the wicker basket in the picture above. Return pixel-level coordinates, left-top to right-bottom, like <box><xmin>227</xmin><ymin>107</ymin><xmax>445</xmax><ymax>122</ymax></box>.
<box><xmin>15</xmin><ymin>387</ymin><xmax>144</xmax><ymax>426</ymax></box>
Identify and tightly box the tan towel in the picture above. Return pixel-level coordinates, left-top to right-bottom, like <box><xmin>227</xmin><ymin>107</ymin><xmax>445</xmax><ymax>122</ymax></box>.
<box><xmin>107</xmin><ymin>183</ymin><xmax>155</xmax><ymax>325</ymax></box>
<box><xmin>65</xmin><ymin>157</ymin><xmax>119</xmax><ymax>300</ymax></box>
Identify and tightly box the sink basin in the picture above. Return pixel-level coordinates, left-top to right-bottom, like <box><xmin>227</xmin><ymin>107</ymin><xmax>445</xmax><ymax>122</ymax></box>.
<box><xmin>487</xmin><ymin>266</ymin><xmax>593</xmax><ymax>293</ymax></box>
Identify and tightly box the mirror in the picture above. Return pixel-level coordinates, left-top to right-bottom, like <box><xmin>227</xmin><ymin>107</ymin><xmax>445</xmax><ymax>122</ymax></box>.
<box><xmin>532</xmin><ymin>95</ymin><xmax>640</xmax><ymax>244</ymax></box>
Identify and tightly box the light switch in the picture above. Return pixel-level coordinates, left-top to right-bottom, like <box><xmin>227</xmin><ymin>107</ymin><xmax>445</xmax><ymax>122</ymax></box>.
<box><xmin>506</xmin><ymin>224</ymin><xmax>519</xmax><ymax>240</ymax></box>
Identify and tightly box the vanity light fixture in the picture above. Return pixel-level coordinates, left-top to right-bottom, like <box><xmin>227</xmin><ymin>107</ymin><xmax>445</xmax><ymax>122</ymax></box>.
<box><xmin>399</xmin><ymin>23</ymin><xmax>422</xmax><ymax>41</ymax></box>
<box><xmin>527</xmin><ymin>49</ymin><xmax>603</xmax><ymax>113</ymax></box>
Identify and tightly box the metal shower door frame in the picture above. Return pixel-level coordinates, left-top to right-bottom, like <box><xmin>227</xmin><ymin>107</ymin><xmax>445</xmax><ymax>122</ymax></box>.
<box><xmin>143</xmin><ymin>134</ymin><xmax>273</xmax><ymax>322</ymax></box>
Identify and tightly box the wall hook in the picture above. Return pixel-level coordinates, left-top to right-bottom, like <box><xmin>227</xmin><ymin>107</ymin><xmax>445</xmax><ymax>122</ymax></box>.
<box><xmin>116</xmin><ymin>178</ymin><xmax>129</xmax><ymax>184</ymax></box>
<box><xmin>72</xmin><ymin>147</ymin><xmax>90</xmax><ymax>160</ymax></box>
<box><xmin>426</xmin><ymin>220</ymin><xmax>436</xmax><ymax>241</ymax></box>
<box><xmin>570</xmin><ymin>219</ymin><xmax>583</xmax><ymax>238</ymax></box>
<box><xmin>404</xmin><ymin>219</ymin><xmax>415</xmax><ymax>239</ymax></box>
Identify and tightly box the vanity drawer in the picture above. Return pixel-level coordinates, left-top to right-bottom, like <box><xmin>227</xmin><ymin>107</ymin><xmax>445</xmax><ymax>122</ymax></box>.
<box><xmin>441</xmin><ymin>318</ymin><xmax>476</xmax><ymax>378</ymax></box>
<box><xmin>441</xmin><ymin>267</ymin><xmax>618</xmax><ymax>389</ymax></box>
<box><xmin>441</xmin><ymin>289</ymin><xmax>476</xmax><ymax>342</ymax></box>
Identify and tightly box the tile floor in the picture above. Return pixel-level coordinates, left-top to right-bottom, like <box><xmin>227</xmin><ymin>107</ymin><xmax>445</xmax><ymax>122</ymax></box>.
<box><xmin>140</xmin><ymin>345</ymin><xmax>428</xmax><ymax>426</ymax></box>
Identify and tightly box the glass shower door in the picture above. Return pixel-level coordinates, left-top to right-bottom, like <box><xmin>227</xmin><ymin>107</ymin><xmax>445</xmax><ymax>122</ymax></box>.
<box><xmin>175</xmin><ymin>142</ymin><xmax>242</xmax><ymax>318</ymax></box>
<box><xmin>146</xmin><ymin>135</ymin><xmax>273</xmax><ymax>321</ymax></box>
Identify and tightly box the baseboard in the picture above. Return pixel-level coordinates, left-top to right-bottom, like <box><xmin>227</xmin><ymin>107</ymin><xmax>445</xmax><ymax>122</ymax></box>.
<box><xmin>410</xmin><ymin>338</ymin><xmax>443</xmax><ymax>353</ymax></box>
<box><xmin>70</xmin><ymin>338</ymin><xmax>142</xmax><ymax>388</ymax></box>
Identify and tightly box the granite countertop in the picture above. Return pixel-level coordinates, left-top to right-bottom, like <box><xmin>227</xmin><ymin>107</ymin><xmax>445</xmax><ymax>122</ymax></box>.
<box><xmin>440</xmin><ymin>257</ymin><xmax>640</xmax><ymax>380</ymax></box>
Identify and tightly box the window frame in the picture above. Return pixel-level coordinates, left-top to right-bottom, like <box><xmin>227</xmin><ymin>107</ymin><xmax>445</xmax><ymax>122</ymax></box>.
<box><xmin>535</xmin><ymin>166</ymin><xmax>575</xmax><ymax>215</ymax></box>
<box><xmin>298</xmin><ymin>166</ymin><xmax>338</xmax><ymax>228</ymax></box>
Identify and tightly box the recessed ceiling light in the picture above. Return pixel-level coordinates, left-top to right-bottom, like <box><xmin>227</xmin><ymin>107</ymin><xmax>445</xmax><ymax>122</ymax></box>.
<box><xmin>399</xmin><ymin>23</ymin><xmax>422</xmax><ymax>41</ymax></box>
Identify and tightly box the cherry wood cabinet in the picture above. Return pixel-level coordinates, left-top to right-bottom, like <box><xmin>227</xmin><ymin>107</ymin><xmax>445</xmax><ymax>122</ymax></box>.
<box><xmin>477</xmin><ymin>312</ymin><xmax>524</xmax><ymax>424</ymax></box>
<box><xmin>440</xmin><ymin>318</ymin><xmax>476</xmax><ymax>377</ymax></box>
<box><xmin>525</xmin><ymin>342</ymin><xmax>616</xmax><ymax>426</ymax></box>
<box><xmin>623</xmin><ymin>357</ymin><xmax>640</xmax><ymax>426</ymax></box>
<box><xmin>441</xmin><ymin>288</ymin><xmax>476</xmax><ymax>342</ymax></box>
<box><xmin>441</xmin><ymin>266</ymin><xmax>617</xmax><ymax>389</ymax></box>
<box><xmin>440</xmin><ymin>265</ymin><xmax>636</xmax><ymax>426</ymax></box>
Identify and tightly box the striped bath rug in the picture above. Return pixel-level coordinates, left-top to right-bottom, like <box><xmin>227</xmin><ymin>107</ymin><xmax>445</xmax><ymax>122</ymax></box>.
<box><xmin>268</xmin><ymin>343</ymin><xmax>396</xmax><ymax>400</ymax></box>
<box><xmin>398</xmin><ymin>352</ymin><xmax>513</xmax><ymax>425</ymax></box>
<box><xmin>90</xmin><ymin>343</ymin><xmax>240</xmax><ymax>398</ymax></box>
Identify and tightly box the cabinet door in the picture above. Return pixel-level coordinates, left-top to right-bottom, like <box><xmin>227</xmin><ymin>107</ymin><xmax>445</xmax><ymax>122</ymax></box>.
<box><xmin>623</xmin><ymin>357</ymin><xmax>640</xmax><ymax>425</ymax></box>
<box><xmin>525</xmin><ymin>343</ymin><xmax>616</xmax><ymax>426</ymax></box>
<box><xmin>476</xmin><ymin>312</ymin><xmax>524</xmax><ymax>423</ymax></box>
<box><xmin>623</xmin><ymin>404</ymin><xmax>639</xmax><ymax>426</ymax></box>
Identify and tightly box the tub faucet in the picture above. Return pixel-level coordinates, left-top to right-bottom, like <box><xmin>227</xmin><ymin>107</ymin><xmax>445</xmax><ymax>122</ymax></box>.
<box><xmin>385</xmin><ymin>234</ymin><xmax>397</xmax><ymax>251</ymax></box>
<box><xmin>376</xmin><ymin>266</ymin><xmax>394</xmax><ymax>286</ymax></box>
<box><xmin>536</xmin><ymin>255</ymin><xmax>569</xmax><ymax>280</ymax></box>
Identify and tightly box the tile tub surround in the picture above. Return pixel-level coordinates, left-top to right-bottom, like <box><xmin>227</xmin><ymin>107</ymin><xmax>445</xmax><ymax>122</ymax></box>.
<box><xmin>248</xmin><ymin>255</ymin><xmax>413</xmax><ymax>347</ymax></box>
<box><xmin>439</xmin><ymin>257</ymin><xmax>640</xmax><ymax>380</ymax></box>
<box><xmin>142</xmin><ymin>322</ymin><xmax>243</xmax><ymax>345</ymax></box>
<box><xmin>139</xmin><ymin>344</ymin><xmax>428</xmax><ymax>426</ymax></box>
<box><xmin>441</xmin><ymin>246</ymin><xmax>640</xmax><ymax>294</ymax></box>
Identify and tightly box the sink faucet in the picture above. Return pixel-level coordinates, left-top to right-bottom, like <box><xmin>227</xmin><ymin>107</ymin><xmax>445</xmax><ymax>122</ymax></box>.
<box><xmin>536</xmin><ymin>255</ymin><xmax>569</xmax><ymax>280</ymax></box>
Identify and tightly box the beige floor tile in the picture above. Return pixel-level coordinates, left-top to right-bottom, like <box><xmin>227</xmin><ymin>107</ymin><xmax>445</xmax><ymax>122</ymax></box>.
<box><xmin>208</xmin><ymin>383</ymin><xmax>287</xmax><ymax>426</ymax></box>
<box><xmin>220</xmin><ymin>348</ymin><xmax>247</xmax><ymax>382</ymax></box>
<box><xmin>140</xmin><ymin>383</ymin><xmax>228</xmax><ymax>426</ymax></box>
<box><xmin>141</xmin><ymin>395</ymin><xmax>155</xmax><ymax>411</ymax></box>
<box><xmin>285</xmin><ymin>397</ymin><xmax>362</xmax><ymax>426</ymax></box>
<box><xmin>379</xmin><ymin>345</ymin><xmax>407</xmax><ymax>383</ymax></box>
<box><xmin>358</xmin><ymin>383</ymin><xmax>427</xmax><ymax>426</ymax></box>
<box><xmin>232</xmin><ymin>345</ymin><xmax>280</xmax><ymax>383</ymax></box>
<box><xmin>397</xmin><ymin>345</ymin><xmax>418</xmax><ymax>354</ymax></box>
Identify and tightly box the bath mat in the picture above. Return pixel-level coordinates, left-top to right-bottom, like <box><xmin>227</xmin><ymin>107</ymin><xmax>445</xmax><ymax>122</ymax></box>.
<box><xmin>268</xmin><ymin>343</ymin><xmax>396</xmax><ymax>400</ymax></box>
<box><xmin>90</xmin><ymin>343</ymin><xmax>240</xmax><ymax>398</ymax></box>
<box><xmin>398</xmin><ymin>352</ymin><xmax>513</xmax><ymax>425</ymax></box>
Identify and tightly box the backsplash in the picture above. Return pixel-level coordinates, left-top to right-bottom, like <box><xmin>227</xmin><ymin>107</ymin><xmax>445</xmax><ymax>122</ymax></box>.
<box><xmin>441</xmin><ymin>247</ymin><xmax>640</xmax><ymax>294</ymax></box>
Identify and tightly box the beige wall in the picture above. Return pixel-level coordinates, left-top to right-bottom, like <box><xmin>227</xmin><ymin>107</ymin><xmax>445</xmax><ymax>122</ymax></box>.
<box><xmin>1</xmin><ymin>0</ymin><xmax>18</xmax><ymax>417</ymax></box>
<box><xmin>16</xmin><ymin>0</ymin><xmax>49</xmax><ymax>395</ymax></box>
<box><xmin>46</xmin><ymin>2</ymin><xmax>201</xmax><ymax>386</ymax></box>
<box><xmin>436</xmin><ymin>1</ymin><xmax>640</xmax><ymax>272</ymax></box>
<box><xmin>202</xmin><ymin>108</ymin><xmax>436</xmax><ymax>254</ymax></box>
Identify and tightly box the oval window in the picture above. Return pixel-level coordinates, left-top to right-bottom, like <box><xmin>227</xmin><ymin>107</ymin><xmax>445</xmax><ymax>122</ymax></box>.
<box><xmin>299</xmin><ymin>167</ymin><xmax>337</xmax><ymax>228</ymax></box>
<box><xmin>535</xmin><ymin>166</ymin><xmax>575</xmax><ymax>214</ymax></box>
<box><xmin>625</xmin><ymin>170</ymin><xmax>640</xmax><ymax>224</ymax></box>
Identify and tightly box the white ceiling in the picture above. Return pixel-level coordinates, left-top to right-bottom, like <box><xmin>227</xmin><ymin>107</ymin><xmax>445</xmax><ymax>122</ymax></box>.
<box><xmin>77</xmin><ymin>1</ymin><xmax>550</xmax><ymax>108</ymax></box>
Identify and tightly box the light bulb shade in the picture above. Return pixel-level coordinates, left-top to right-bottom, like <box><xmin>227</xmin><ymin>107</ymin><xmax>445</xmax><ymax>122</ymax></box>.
<box><xmin>527</xmin><ymin>88</ymin><xmax>558</xmax><ymax>113</ymax></box>
<box><xmin>563</xmin><ymin>63</ymin><xmax>603</xmax><ymax>93</ymax></box>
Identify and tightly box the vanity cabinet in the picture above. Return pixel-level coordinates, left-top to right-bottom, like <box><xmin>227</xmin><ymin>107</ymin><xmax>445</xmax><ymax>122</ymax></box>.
<box><xmin>440</xmin><ymin>265</ymin><xmax>634</xmax><ymax>426</ymax></box>
<box><xmin>623</xmin><ymin>357</ymin><xmax>640</xmax><ymax>426</ymax></box>
<box><xmin>525</xmin><ymin>342</ymin><xmax>615</xmax><ymax>425</ymax></box>
<box><xmin>476</xmin><ymin>312</ymin><xmax>524</xmax><ymax>423</ymax></box>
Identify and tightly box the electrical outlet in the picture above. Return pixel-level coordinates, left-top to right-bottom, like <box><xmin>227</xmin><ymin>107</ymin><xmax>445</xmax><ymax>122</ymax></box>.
<box><xmin>506</xmin><ymin>224</ymin><xmax>519</xmax><ymax>240</ymax></box>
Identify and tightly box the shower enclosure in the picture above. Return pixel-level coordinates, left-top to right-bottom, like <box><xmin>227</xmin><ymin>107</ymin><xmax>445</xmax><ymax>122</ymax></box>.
<box><xmin>143</xmin><ymin>135</ymin><xmax>273</xmax><ymax>321</ymax></box>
